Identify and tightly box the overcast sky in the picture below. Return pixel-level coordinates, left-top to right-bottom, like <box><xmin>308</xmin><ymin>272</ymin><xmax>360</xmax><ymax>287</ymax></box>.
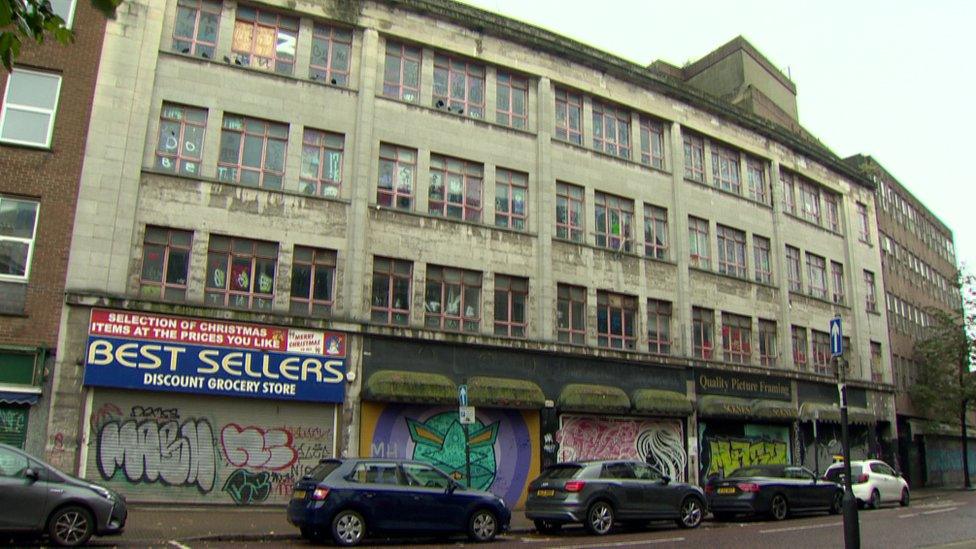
<box><xmin>461</xmin><ymin>0</ymin><xmax>976</xmax><ymax>273</ymax></box>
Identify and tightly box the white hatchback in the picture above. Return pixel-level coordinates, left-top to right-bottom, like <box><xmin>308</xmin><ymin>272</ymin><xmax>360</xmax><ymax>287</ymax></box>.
<box><xmin>824</xmin><ymin>459</ymin><xmax>910</xmax><ymax>509</ymax></box>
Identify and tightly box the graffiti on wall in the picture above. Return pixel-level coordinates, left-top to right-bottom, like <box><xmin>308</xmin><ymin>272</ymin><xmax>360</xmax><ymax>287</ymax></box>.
<box><xmin>556</xmin><ymin>416</ymin><xmax>686</xmax><ymax>482</ymax></box>
<box><xmin>0</xmin><ymin>408</ymin><xmax>26</xmax><ymax>435</ymax></box>
<box><xmin>699</xmin><ymin>424</ymin><xmax>791</xmax><ymax>479</ymax></box>
<box><xmin>361</xmin><ymin>402</ymin><xmax>539</xmax><ymax>508</ymax></box>
<box><xmin>925</xmin><ymin>437</ymin><xmax>976</xmax><ymax>487</ymax></box>
<box><xmin>801</xmin><ymin>424</ymin><xmax>871</xmax><ymax>474</ymax></box>
<box><xmin>88</xmin><ymin>395</ymin><xmax>334</xmax><ymax>505</ymax></box>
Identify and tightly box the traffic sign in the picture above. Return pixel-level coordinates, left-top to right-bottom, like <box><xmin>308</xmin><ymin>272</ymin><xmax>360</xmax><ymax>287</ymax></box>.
<box><xmin>829</xmin><ymin>317</ymin><xmax>843</xmax><ymax>357</ymax></box>
<box><xmin>459</xmin><ymin>405</ymin><xmax>475</xmax><ymax>424</ymax></box>
<box><xmin>458</xmin><ymin>384</ymin><xmax>468</xmax><ymax>407</ymax></box>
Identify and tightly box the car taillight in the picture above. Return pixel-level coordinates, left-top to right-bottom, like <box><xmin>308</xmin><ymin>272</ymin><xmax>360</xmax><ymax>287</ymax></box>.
<box><xmin>855</xmin><ymin>474</ymin><xmax>870</xmax><ymax>484</ymax></box>
<box><xmin>736</xmin><ymin>483</ymin><xmax>761</xmax><ymax>493</ymax></box>
<box><xmin>311</xmin><ymin>487</ymin><xmax>330</xmax><ymax>500</ymax></box>
<box><xmin>564</xmin><ymin>480</ymin><xmax>586</xmax><ymax>492</ymax></box>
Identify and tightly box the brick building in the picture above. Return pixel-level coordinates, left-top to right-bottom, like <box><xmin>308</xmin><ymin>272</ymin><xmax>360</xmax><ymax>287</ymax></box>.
<box><xmin>0</xmin><ymin>0</ymin><xmax>107</xmax><ymax>453</ymax></box>
<box><xmin>45</xmin><ymin>0</ymin><xmax>897</xmax><ymax>506</ymax></box>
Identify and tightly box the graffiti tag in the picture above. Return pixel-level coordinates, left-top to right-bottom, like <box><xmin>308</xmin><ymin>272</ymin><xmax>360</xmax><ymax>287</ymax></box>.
<box><xmin>220</xmin><ymin>424</ymin><xmax>298</xmax><ymax>470</ymax></box>
<box><xmin>223</xmin><ymin>469</ymin><xmax>272</xmax><ymax>504</ymax></box>
<box><xmin>706</xmin><ymin>437</ymin><xmax>788</xmax><ymax>477</ymax></box>
<box><xmin>0</xmin><ymin>409</ymin><xmax>26</xmax><ymax>434</ymax></box>
<box><xmin>407</xmin><ymin>412</ymin><xmax>499</xmax><ymax>490</ymax></box>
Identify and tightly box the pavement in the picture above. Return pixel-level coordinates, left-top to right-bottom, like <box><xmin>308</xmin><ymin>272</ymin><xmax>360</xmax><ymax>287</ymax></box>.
<box><xmin>113</xmin><ymin>486</ymin><xmax>970</xmax><ymax>545</ymax></box>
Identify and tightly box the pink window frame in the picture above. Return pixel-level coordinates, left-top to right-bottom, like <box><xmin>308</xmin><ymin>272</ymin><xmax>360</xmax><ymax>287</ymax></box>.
<box><xmin>759</xmin><ymin>320</ymin><xmax>777</xmax><ymax>366</ymax></box>
<box><xmin>688</xmin><ymin>216</ymin><xmax>710</xmax><ymax>269</ymax></box>
<box><xmin>495</xmin><ymin>168</ymin><xmax>528</xmax><ymax>230</ymax></box>
<box><xmin>173</xmin><ymin>0</ymin><xmax>221</xmax><ymax>57</ymax></box>
<box><xmin>786</xmin><ymin>245</ymin><xmax>802</xmax><ymax>292</ymax></box>
<box><xmin>493</xmin><ymin>275</ymin><xmax>528</xmax><ymax>338</ymax></box>
<box><xmin>289</xmin><ymin>246</ymin><xmax>336</xmax><ymax>315</ymax></box>
<box><xmin>231</xmin><ymin>6</ymin><xmax>298</xmax><ymax>74</ymax></box>
<box><xmin>831</xmin><ymin>261</ymin><xmax>845</xmax><ymax>304</ymax></box>
<box><xmin>711</xmin><ymin>145</ymin><xmax>741</xmax><ymax>193</ymax></box>
<box><xmin>592</xmin><ymin>101</ymin><xmax>631</xmax><ymax>158</ymax></box>
<box><xmin>683</xmin><ymin>134</ymin><xmax>705</xmax><ymax>182</ymax></box>
<box><xmin>300</xmin><ymin>128</ymin><xmax>343</xmax><ymax>197</ymax></box>
<box><xmin>554</xmin><ymin>88</ymin><xmax>582</xmax><ymax>145</ymax></box>
<box><xmin>643</xmin><ymin>204</ymin><xmax>668</xmax><ymax>259</ymax></box>
<box><xmin>811</xmin><ymin>331</ymin><xmax>831</xmax><ymax>374</ymax></box>
<box><xmin>371</xmin><ymin>257</ymin><xmax>412</xmax><ymax>325</ymax></box>
<box><xmin>792</xmin><ymin>327</ymin><xmax>808</xmax><ymax>367</ymax></box>
<box><xmin>309</xmin><ymin>23</ymin><xmax>352</xmax><ymax>85</ymax></box>
<box><xmin>722</xmin><ymin>314</ymin><xmax>752</xmax><ymax>365</ymax></box>
<box><xmin>156</xmin><ymin>103</ymin><xmax>206</xmax><ymax>175</ymax></box>
<box><xmin>433</xmin><ymin>53</ymin><xmax>485</xmax><ymax>117</ymax></box>
<box><xmin>557</xmin><ymin>284</ymin><xmax>586</xmax><ymax>345</ymax></box>
<box><xmin>596</xmin><ymin>291</ymin><xmax>637</xmax><ymax>350</ymax></box>
<box><xmin>717</xmin><ymin>225</ymin><xmax>746</xmax><ymax>278</ymax></box>
<box><xmin>495</xmin><ymin>72</ymin><xmax>528</xmax><ymax>129</ymax></box>
<box><xmin>382</xmin><ymin>41</ymin><xmax>421</xmax><ymax>102</ymax></box>
<box><xmin>205</xmin><ymin>236</ymin><xmax>277</xmax><ymax>310</ymax></box>
<box><xmin>646</xmin><ymin>299</ymin><xmax>671</xmax><ymax>355</ymax></box>
<box><xmin>424</xmin><ymin>266</ymin><xmax>482</xmax><ymax>333</ymax></box>
<box><xmin>746</xmin><ymin>158</ymin><xmax>768</xmax><ymax>203</ymax></box>
<box><xmin>428</xmin><ymin>154</ymin><xmax>483</xmax><ymax>222</ymax></box>
<box><xmin>217</xmin><ymin>115</ymin><xmax>288</xmax><ymax>189</ymax></box>
<box><xmin>140</xmin><ymin>227</ymin><xmax>192</xmax><ymax>301</ymax></box>
<box><xmin>377</xmin><ymin>143</ymin><xmax>416</xmax><ymax>210</ymax></box>
<box><xmin>754</xmin><ymin>235</ymin><xmax>772</xmax><ymax>283</ymax></box>
<box><xmin>807</xmin><ymin>254</ymin><xmax>827</xmax><ymax>299</ymax></box>
<box><xmin>594</xmin><ymin>191</ymin><xmax>634</xmax><ymax>252</ymax></box>
<box><xmin>555</xmin><ymin>182</ymin><xmax>584</xmax><ymax>242</ymax></box>
<box><xmin>639</xmin><ymin>117</ymin><xmax>665</xmax><ymax>169</ymax></box>
<box><xmin>864</xmin><ymin>270</ymin><xmax>878</xmax><ymax>312</ymax></box>
<box><xmin>692</xmin><ymin>307</ymin><xmax>714</xmax><ymax>360</ymax></box>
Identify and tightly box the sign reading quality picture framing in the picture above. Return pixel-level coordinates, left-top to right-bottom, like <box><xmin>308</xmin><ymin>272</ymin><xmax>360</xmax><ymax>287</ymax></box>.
<box><xmin>83</xmin><ymin>309</ymin><xmax>346</xmax><ymax>403</ymax></box>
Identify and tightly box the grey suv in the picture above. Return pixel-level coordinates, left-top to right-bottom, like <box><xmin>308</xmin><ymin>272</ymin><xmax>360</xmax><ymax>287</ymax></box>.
<box><xmin>526</xmin><ymin>460</ymin><xmax>706</xmax><ymax>535</ymax></box>
<box><xmin>0</xmin><ymin>443</ymin><xmax>127</xmax><ymax>546</ymax></box>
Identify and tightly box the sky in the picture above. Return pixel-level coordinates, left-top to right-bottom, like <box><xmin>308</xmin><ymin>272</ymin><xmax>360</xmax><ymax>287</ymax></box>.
<box><xmin>461</xmin><ymin>0</ymin><xmax>976</xmax><ymax>273</ymax></box>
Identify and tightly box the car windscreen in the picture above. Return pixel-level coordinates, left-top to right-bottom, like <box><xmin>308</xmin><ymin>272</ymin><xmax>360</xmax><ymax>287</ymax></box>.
<box><xmin>728</xmin><ymin>465</ymin><xmax>784</xmax><ymax>478</ymax></box>
<box><xmin>305</xmin><ymin>460</ymin><xmax>343</xmax><ymax>482</ymax></box>
<box><xmin>538</xmin><ymin>464</ymin><xmax>582</xmax><ymax>480</ymax></box>
<box><xmin>824</xmin><ymin>465</ymin><xmax>862</xmax><ymax>483</ymax></box>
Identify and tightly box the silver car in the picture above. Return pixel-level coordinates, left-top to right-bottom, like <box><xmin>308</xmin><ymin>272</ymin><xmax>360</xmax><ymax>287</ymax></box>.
<box><xmin>0</xmin><ymin>442</ymin><xmax>127</xmax><ymax>546</ymax></box>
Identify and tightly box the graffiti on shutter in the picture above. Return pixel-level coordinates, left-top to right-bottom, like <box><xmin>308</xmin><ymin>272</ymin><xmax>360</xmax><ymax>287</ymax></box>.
<box><xmin>0</xmin><ymin>405</ymin><xmax>28</xmax><ymax>448</ymax></box>
<box><xmin>86</xmin><ymin>390</ymin><xmax>335</xmax><ymax>504</ymax></box>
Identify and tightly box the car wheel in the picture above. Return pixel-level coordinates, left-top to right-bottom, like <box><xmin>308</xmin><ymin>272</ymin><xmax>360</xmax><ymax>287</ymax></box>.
<box><xmin>468</xmin><ymin>509</ymin><xmax>498</xmax><ymax>542</ymax></box>
<box><xmin>900</xmin><ymin>488</ymin><xmax>910</xmax><ymax>507</ymax></box>
<box><xmin>48</xmin><ymin>505</ymin><xmax>94</xmax><ymax>547</ymax></box>
<box><xmin>533</xmin><ymin>519</ymin><xmax>562</xmax><ymax>534</ymax></box>
<box><xmin>677</xmin><ymin>497</ymin><xmax>704</xmax><ymax>529</ymax></box>
<box><xmin>331</xmin><ymin>509</ymin><xmax>365</xmax><ymax>547</ymax></box>
<box><xmin>585</xmin><ymin>501</ymin><xmax>614</xmax><ymax>535</ymax></box>
<box><xmin>769</xmin><ymin>494</ymin><xmax>789</xmax><ymax>521</ymax></box>
<box><xmin>869</xmin><ymin>489</ymin><xmax>881</xmax><ymax>510</ymax></box>
<box><xmin>829</xmin><ymin>491</ymin><xmax>843</xmax><ymax>515</ymax></box>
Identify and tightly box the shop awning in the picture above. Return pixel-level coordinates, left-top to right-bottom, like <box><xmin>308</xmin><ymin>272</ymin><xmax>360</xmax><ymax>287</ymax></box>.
<box><xmin>631</xmin><ymin>388</ymin><xmax>693</xmax><ymax>416</ymax></box>
<box><xmin>799</xmin><ymin>403</ymin><xmax>877</xmax><ymax>425</ymax></box>
<box><xmin>467</xmin><ymin>376</ymin><xmax>545</xmax><ymax>409</ymax></box>
<box><xmin>907</xmin><ymin>419</ymin><xmax>976</xmax><ymax>438</ymax></box>
<box><xmin>0</xmin><ymin>390</ymin><xmax>40</xmax><ymax>405</ymax></box>
<box><xmin>558</xmin><ymin>383</ymin><xmax>630</xmax><ymax>414</ymax></box>
<box><xmin>698</xmin><ymin>396</ymin><xmax>797</xmax><ymax>421</ymax></box>
<box><xmin>363</xmin><ymin>370</ymin><xmax>456</xmax><ymax>404</ymax></box>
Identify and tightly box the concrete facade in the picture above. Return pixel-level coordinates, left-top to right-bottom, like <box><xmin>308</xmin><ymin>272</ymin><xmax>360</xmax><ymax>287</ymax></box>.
<box><xmin>45</xmin><ymin>0</ymin><xmax>897</xmax><ymax>502</ymax></box>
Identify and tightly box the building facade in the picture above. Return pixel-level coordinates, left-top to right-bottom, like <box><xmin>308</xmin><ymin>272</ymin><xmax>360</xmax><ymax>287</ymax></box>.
<box><xmin>0</xmin><ymin>0</ymin><xmax>107</xmax><ymax>454</ymax></box>
<box><xmin>848</xmin><ymin>154</ymin><xmax>972</xmax><ymax>487</ymax></box>
<box><xmin>45</xmin><ymin>0</ymin><xmax>896</xmax><ymax>506</ymax></box>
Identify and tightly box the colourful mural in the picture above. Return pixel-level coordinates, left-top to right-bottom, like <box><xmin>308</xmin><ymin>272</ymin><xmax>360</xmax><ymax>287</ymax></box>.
<box><xmin>361</xmin><ymin>402</ymin><xmax>539</xmax><ymax>508</ymax></box>
<box><xmin>86</xmin><ymin>391</ymin><xmax>335</xmax><ymax>504</ymax></box>
<box><xmin>556</xmin><ymin>415</ymin><xmax>687</xmax><ymax>482</ymax></box>
<box><xmin>699</xmin><ymin>423</ymin><xmax>790</xmax><ymax>479</ymax></box>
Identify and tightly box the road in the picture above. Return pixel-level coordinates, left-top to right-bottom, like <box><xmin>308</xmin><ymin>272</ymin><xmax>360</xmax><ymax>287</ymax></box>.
<box><xmin>172</xmin><ymin>490</ymin><xmax>976</xmax><ymax>549</ymax></box>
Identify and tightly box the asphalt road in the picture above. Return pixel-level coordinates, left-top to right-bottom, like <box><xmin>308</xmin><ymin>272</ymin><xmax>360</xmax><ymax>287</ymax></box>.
<box><xmin>166</xmin><ymin>490</ymin><xmax>976</xmax><ymax>549</ymax></box>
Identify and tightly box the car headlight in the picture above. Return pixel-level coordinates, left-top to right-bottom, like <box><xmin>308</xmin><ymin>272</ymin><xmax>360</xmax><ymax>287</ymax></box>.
<box><xmin>90</xmin><ymin>485</ymin><xmax>114</xmax><ymax>500</ymax></box>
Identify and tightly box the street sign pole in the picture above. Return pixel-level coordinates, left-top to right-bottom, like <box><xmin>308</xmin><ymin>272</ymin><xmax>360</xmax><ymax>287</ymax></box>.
<box><xmin>830</xmin><ymin>315</ymin><xmax>860</xmax><ymax>549</ymax></box>
<box><xmin>459</xmin><ymin>382</ymin><xmax>471</xmax><ymax>488</ymax></box>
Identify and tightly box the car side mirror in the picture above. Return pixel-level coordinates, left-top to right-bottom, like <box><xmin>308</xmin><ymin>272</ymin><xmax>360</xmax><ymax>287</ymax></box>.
<box><xmin>25</xmin><ymin>468</ymin><xmax>40</xmax><ymax>482</ymax></box>
<box><xmin>447</xmin><ymin>480</ymin><xmax>460</xmax><ymax>494</ymax></box>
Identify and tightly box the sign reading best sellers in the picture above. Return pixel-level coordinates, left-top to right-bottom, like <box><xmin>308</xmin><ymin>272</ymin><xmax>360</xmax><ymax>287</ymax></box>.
<box><xmin>83</xmin><ymin>309</ymin><xmax>347</xmax><ymax>403</ymax></box>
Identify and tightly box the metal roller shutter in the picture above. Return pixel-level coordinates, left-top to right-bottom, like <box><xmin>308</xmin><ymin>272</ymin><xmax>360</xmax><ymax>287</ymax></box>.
<box><xmin>85</xmin><ymin>389</ymin><xmax>337</xmax><ymax>505</ymax></box>
<box><xmin>0</xmin><ymin>405</ymin><xmax>28</xmax><ymax>448</ymax></box>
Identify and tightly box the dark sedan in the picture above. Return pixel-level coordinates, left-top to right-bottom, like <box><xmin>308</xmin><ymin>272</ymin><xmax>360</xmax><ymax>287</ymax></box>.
<box><xmin>525</xmin><ymin>460</ymin><xmax>706</xmax><ymax>535</ymax></box>
<box><xmin>705</xmin><ymin>464</ymin><xmax>843</xmax><ymax>521</ymax></box>
<box><xmin>287</xmin><ymin>458</ymin><xmax>510</xmax><ymax>546</ymax></box>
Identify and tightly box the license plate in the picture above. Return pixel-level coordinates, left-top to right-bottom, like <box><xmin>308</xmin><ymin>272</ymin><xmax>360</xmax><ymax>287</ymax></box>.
<box><xmin>292</xmin><ymin>490</ymin><xmax>306</xmax><ymax>500</ymax></box>
<box><xmin>536</xmin><ymin>489</ymin><xmax>555</xmax><ymax>497</ymax></box>
<box><xmin>717</xmin><ymin>487</ymin><xmax>736</xmax><ymax>494</ymax></box>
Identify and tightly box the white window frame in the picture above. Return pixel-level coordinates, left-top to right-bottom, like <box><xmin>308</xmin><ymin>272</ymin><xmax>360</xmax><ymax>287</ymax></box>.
<box><xmin>0</xmin><ymin>69</ymin><xmax>63</xmax><ymax>148</ymax></box>
<box><xmin>0</xmin><ymin>196</ymin><xmax>40</xmax><ymax>283</ymax></box>
<box><xmin>51</xmin><ymin>0</ymin><xmax>78</xmax><ymax>28</ymax></box>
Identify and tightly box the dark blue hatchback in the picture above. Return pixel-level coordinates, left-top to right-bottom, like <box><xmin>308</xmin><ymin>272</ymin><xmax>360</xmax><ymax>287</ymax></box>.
<box><xmin>287</xmin><ymin>458</ymin><xmax>511</xmax><ymax>546</ymax></box>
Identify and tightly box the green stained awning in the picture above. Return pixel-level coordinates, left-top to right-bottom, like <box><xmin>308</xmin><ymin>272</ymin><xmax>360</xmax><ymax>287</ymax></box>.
<box><xmin>467</xmin><ymin>376</ymin><xmax>545</xmax><ymax>409</ymax></box>
<box><xmin>558</xmin><ymin>383</ymin><xmax>630</xmax><ymax>414</ymax></box>
<box><xmin>631</xmin><ymin>389</ymin><xmax>693</xmax><ymax>416</ymax></box>
<box><xmin>698</xmin><ymin>396</ymin><xmax>797</xmax><ymax>421</ymax></box>
<box><xmin>801</xmin><ymin>403</ymin><xmax>876</xmax><ymax>425</ymax></box>
<box><xmin>364</xmin><ymin>370</ymin><xmax>456</xmax><ymax>404</ymax></box>
<box><xmin>846</xmin><ymin>408</ymin><xmax>878</xmax><ymax>426</ymax></box>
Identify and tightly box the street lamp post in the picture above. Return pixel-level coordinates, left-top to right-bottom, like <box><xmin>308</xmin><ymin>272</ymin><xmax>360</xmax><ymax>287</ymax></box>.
<box><xmin>837</xmin><ymin>355</ymin><xmax>861</xmax><ymax>549</ymax></box>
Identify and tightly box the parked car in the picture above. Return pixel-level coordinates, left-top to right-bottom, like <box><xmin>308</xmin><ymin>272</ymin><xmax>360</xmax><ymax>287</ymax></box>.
<box><xmin>823</xmin><ymin>459</ymin><xmax>910</xmax><ymax>509</ymax></box>
<box><xmin>525</xmin><ymin>460</ymin><xmax>706</xmax><ymax>535</ymax></box>
<box><xmin>287</xmin><ymin>458</ymin><xmax>510</xmax><ymax>546</ymax></box>
<box><xmin>0</xmin><ymin>442</ymin><xmax>127</xmax><ymax>546</ymax></box>
<box><xmin>705</xmin><ymin>464</ymin><xmax>843</xmax><ymax>521</ymax></box>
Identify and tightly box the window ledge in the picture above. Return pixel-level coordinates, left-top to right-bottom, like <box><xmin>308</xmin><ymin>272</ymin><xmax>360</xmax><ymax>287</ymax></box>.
<box><xmin>377</xmin><ymin>94</ymin><xmax>539</xmax><ymax>137</ymax></box>
<box><xmin>783</xmin><ymin>211</ymin><xmax>844</xmax><ymax>237</ymax></box>
<box><xmin>0</xmin><ymin>139</ymin><xmax>53</xmax><ymax>152</ymax></box>
<box><xmin>141</xmin><ymin>167</ymin><xmax>353</xmax><ymax>205</ymax></box>
<box><xmin>552</xmin><ymin>138</ymin><xmax>673</xmax><ymax>177</ymax></box>
<box><xmin>684</xmin><ymin>178</ymin><xmax>772</xmax><ymax>209</ymax></box>
<box><xmin>370</xmin><ymin>202</ymin><xmax>540</xmax><ymax>239</ymax></box>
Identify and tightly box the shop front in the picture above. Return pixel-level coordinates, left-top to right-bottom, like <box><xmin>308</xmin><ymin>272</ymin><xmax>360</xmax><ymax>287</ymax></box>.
<box><xmin>80</xmin><ymin>309</ymin><xmax>347</xmax><ymax>504</ymax></box>
<box><xmin>0</xmin><ymin>348</ymin><xmax>46</xmax><ymax>450</ymax></box>
<box><xmin>797</xmin><ymin>381</ymin><xmax>880</xmax><ymax>477</ymax></box>
<box><xmin>695</xmin><ymin>370</ymin><xmax>797</xmax><ymax>481</ymax></box>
